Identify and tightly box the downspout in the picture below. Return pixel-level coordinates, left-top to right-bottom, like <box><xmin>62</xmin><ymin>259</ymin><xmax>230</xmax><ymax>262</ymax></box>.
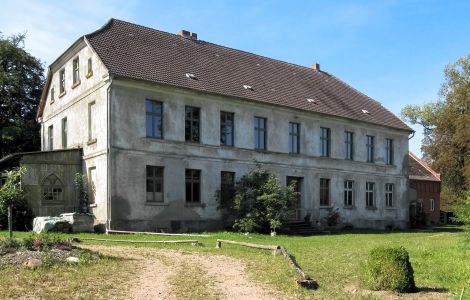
<box><xmin>408</xmin><ymin>131</ymin><xmax>415</xmax><ymax>140</ymax></box>
<box><xmin>106</xmin><ymin>76</ymin><xmax>113</xmax><ymax>232</ymax></box>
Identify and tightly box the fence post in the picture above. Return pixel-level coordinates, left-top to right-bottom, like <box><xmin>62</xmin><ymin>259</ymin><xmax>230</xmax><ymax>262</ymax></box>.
<box><xmin>215</xmin><ymin>240</ymin><xmax>221</xmax><ymax>248</ymax></box>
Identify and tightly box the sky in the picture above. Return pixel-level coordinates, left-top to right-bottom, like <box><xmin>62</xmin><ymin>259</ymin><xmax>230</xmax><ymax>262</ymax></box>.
<box><xmin>1</xmin><ymin>0</ymin><xmax>469</xmax><ymax>157</ymax></box>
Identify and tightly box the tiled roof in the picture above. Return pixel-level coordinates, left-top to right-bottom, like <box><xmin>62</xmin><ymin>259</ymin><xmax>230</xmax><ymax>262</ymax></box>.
<box><xmin>83</xmin><ymin>19</ymin><xmax>410</xmax><ymax>131</ymax></box>
<box><xmin>409</xmin><ymin>151</ymin><xmax>440</xmax><ymax>182</ymax></box>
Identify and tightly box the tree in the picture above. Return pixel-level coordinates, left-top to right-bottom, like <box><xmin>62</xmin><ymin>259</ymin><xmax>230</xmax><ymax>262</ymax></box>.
<box><xmin>0</xmin><ymin>32</ymin><xmax>44</xmax><ymax>158</ymax></box>
<box><xmin>401</xmin><ymin>53</ymin><xmax>470</xmax><ymax>207</ymax></box>
<box><xmin>223</xmin><ymin>168</ymin><xmax>298</xmax><ymax>233</ymax></box>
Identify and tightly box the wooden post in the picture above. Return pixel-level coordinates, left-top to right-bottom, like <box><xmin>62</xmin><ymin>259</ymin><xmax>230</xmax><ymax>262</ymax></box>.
<box><xmin>215</xmin><ymin>240</ymin><xmax>221</xmax><ymax>248</ymax></box>
<box><xmin>272</xmin><ymin>246</ymin><xmax>282</xmax><ymax>256</ymax></box>
<box><xmin>8</xmin><ymin>205</ymin><xmax>12</xmax><ymax>240</ymax></box>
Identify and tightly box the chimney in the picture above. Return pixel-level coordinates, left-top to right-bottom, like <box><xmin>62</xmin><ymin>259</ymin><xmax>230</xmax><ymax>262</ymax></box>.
<box><xmin>178</xmin><ymin>30</ymin><xmax>198</xmax><ymax>40</ymax></box>
<box><xmin>312</xmin><ymin>63</ymin><xmax>320</xmax><ymax>71</ymax></box>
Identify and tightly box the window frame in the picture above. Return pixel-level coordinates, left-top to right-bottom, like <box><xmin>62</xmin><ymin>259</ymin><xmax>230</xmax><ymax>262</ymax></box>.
<box><xmin>385</xmin><ymin>183</ymin><xmax>394</xmax><ymax>207</ymax></box>
<box><xmin>61</xmin><ymin>117</ymin><xmax>67</xmax><ymax>149</ymax></box>
<box><xmin>430</xmin><ymin>198</ymin><xmax>435</xmax><ymax>212</ymax></box>
<box><xmin>289</xmin><ymin>122</ymin><xmax>300</xmax><ymax>154</ymax></box>
<box><xmin>220</xmin><ymin>171</ymin><xmax>235</xmax><ymax>204</ymax></box>
<box><xmin>185</xmin><ymin>169</ymin><xmax>201</xmax><ymax>203</ymax></box>
<box><xmin>254</xmin><ymin>116</ymin><xmax>267</xmax><ymax>150</ymax></box>
<box><xmin>50</xmin><ymin>87</ymin><xmax>55</xmax><ymax>103</ymax></box>
<box><xmin>48</xmin><ymin>125</ymin><xmax>53</xmax><ymax>150</ymax></box>
<box><xmin>59</xmin><ymin>68</ymin><xmax>65</xmax><ymax>95</ymax></box>
<box><xmin>146</xmin><ymin>166</ymin><xmax>164</xmax><ymax>203</ymax></box>
<box><xmin>220</xmin><ymin>111</ymin><xmax>234</xmax><ymax>146</ymax></box>
<box><xmin>366</xmin><ymin>135</ymin><xmax>375</xmax><ymax>163</ymax></box>
<box><xmin>345</xmin><ymin>131</ymin><xmax>354</xmax><ymax>160</ymax></box>
<box><xmin>320</xmin><ymin>178</ymin><xmax>330</xmax><ymax>207</ymax></box>
<box><xmin>145</xmin><ymin>99</ymin><xmax>163</xmax><ymax>139</ymax></box>
<box><xmin>86</xmin><ymin>58</ymin><xmax>93</xmax><ymax>77</ymax></box>
<box><xmin>88</xmin><ymin>101</ymin><xmax>96</xmax><ymax>142</ymax></box>
<box><xmin>185</xmin><ymin>106</ymin><xmax>201</xmax><ymax>143</ymax></box>
<box><xmin>385</xmin><ymin>138</ymin><xmax>394</xmax><ymax>165</ymax></box>
<box><xmin>366</xmin><ymin>182</ymin><xmax>375</xmax><ymax>207</ymax></box>
<box><xmin>320</xmin><ymin>127</ymin><xmax>331</xmax><ymax>157</ymax></box>
<box><xmin>344</xmin><ymin>180</ymin><xmax>354</xmax><ymax>207</ymax></box>
<box><xmin>72</xmin><ymin>57</ymin><xmax>80</xmax><ymax>85</ymax></box>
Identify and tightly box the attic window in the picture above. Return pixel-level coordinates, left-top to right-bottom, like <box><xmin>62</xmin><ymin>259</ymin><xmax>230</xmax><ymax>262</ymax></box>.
<box><xmin>362</xmin><ymin>109</ymin><xmax>371</xmax><ymax>115</ymax></box>
<box><xmin>307</xmin><ymin>98</ymin><xmax>318</xmax><ymax>104</ymax></box>
<box><xmin>185</xmin><ymin>73</ymin><xmax>197</xmax><ymax>80</ymax></box>
<box><xmin>243</xmin><ymin>85</ymin><xmax>254</xmax><ymax>91</ymax></box>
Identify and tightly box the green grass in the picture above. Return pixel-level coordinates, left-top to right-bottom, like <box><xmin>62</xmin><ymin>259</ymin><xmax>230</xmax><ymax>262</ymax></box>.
<box><xmin>1</xmin><ymin>227</ymin><xmax>469</xmax><ymax>299</ymax></box>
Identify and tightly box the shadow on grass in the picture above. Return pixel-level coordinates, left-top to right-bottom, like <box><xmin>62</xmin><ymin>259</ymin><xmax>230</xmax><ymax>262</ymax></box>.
<box><xmin>416</xmin><ymin>287</ymin><xmax>449</xmax><ymax>293</ymax></box>
<box><xmin>322</xmin><ymin>225</ymin><xmax>465</xmax><ymax>236</ymax></box>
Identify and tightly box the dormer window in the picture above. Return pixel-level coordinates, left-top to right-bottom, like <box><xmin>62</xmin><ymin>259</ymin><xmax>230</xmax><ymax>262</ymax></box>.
<box><xmin>59</xmin><ymin>68</ymin><xmax>65</xmax><ymax>95</ymax></box>
<box><xmin>72</xmin><ymin>57</ymin><xmax>80</xmax><ymax>86</ymax></box>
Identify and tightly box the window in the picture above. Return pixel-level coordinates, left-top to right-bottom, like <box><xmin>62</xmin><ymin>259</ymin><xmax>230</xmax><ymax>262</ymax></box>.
<box><xmin>220</xmin><ymin>171</ymin><xmax>235</xmax><ymax>203</ymax></box>
<box><xmin>42</xmin><ymin>174</ymin><xmax>63</xmax><ymax>204</ymax></box>
<box><xmin>366</xmin><ymin>135</ymin><xmax>374</xmax><ymax>162</ymax></box>
<box><xmin>289</xmin><ymin>122</ymin><xmax>300</xmax><ymax>154</ymax></box>
<box><xmin>51</xmin><ymin>87</ymin><xmax>55</xmax><ymax>103</ymax></box>
<box><xmin>185</xmin><ymin>106</ymin><xmax>200</xmax><ymax>143</ymax></box>
<box><xmin>287</xmin><ymin>177</ymin><xmax>303</xmax><ymax>217</ymax></box>
<box><xmin>320</xmin><ymin>127</ymin><xmax>330</xmax><ymax>157</ymax></box>
<box><xmin>220</xmin><ymin>111</ymin><xmax>234</xmax><ymax>146</ymax></box>
<box><xmin>73</xmin><ymin>57</ymin><xmax>80</xmax><ymax>85</ymax></box>
<box><xmin>146</xmin><ymin>100</ymin><xmax>163</xmax><ymax>139</ymax></box>
<box><xmin>48</xmin><ymin>125</ymin><xmax>53</xmax><ymax>150</ymax></box>
<box><xmin>366</xmin><ymin>182</ymin><xmax>375</xmax><ymax>207</ymax></box>
<box><xmin>88</xmin><ymin>102</ymin><xmax>96</xmax><ymax>142</ymax></box>
<box><xmin>385</xmin><ymin>138</ymin><xmax>394</xmax><ymax>165</ymax></box>
<box><xmin>254</xmin><ymin>117</ymin><xmax>267</xmax><ymax>150</ymax></box>
<box><xmin>87</xmin><ymin>58</ymin><xmax>93</xmax><ymax>76</ymax></box>
<box><xmin>146</xmin><ymin>166</ymin><xmax>163</xmax><ymax>202</ymax></box>
<box><xmin>344</xmin><ymin>180</ymin><xmax>354</xmax><ymax>206</ymax></box>
<box><xmin>59</xmin><ymin>68</ymin><xmax>65</xmax><ymax>94</ymax></box>
<box><xmin>89</xmin><ymin>167</ymin><xmax>97</xmax><ymax>204</ymax></box>
<box><xmin>430</xmin><ymin>198</ymin><xmax>435</xmax><ymax>212</ymax></box>
<box><xmin>385</xmin><ymin>183</ymin><xmax>394</xmax><ymax>207</ymax></box>
<box><xmin>345</xmin><ymin>131</ymin><xmax>353</xmax><ymax>160</ymax></box>
<box><xmin>320</xmin><ymin>178</ymin><xmax>330</xmax><ymax>206</ymax></box>
<box><xmin>185</xmin><ymin>169</ymin><xmax>201</xmax><ymax>203</ymax></box>
<box><xmin>61</xmin><ymin>117</ymin><xmax>67</xmax><ymax>148</ymax></box>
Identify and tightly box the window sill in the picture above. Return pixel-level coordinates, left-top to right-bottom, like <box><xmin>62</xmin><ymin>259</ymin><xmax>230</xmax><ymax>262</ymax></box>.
<box><xmin>146</xmin><ymin>136</ymin><xmax>163</xmax><ymax>140</ymax></box>
<box><xmin>385</xmin><ymin>207</ymin><xmax>397</xmax><ymax>210</ymax></box>
<box><xmin>366</xmin><ymin>206</ymin><xmax>378</xmax><ymax>211</ymax></box>
<box><xmin>87</xmin><ymin>138</ymin><xmax>97</xmax><ymax>145</ymax></box>
<box><xmin>254</xmin><ymin>149</ymin><xmax>268</xmax><ymax>153</ymax></box>
<box><xmin>72</xmin><ymin>80</ymin><xmax>81</xmax><ymax>89</ymax></box>
<box><xmin>145</xmin><ymin>202</ymin><xmax>167</xmax><ymax>206</ymax></box>
<box><xmin>185</xmin><ymin>140</ymin><xmax>201</xmax><ymax>144</ymax></box>
<box><xmin>85</xmin><ymin>71</ymin><xmax>93</xmax><ymax>79</ymax></box>
<box><xmin>50</xmin><ymin>100</ymin><xmax>55</xmax><ymax>104</ymax></box>
<box><xmin>59</xmin><ymin>91</ymin><xmax>66</xmax><ymax>98</ymax></box>
<box><xmin>185</xmin><ymin>202</ymin><xmax>205</xmax><ymax>208</ymax></box>
<box><xmin>88</xmin><ymin>203</ymin><xmax>97</xmax><ymax>208</ymax></box>
<box><xmin>343</xmin><ymin>205</ymin><xmax>356</xmax><ymax>209</ymax></box>
<box><xmin>319</xmin><ymin>206</ymin><xmax>331</xmax><ymax>209</ymax></box>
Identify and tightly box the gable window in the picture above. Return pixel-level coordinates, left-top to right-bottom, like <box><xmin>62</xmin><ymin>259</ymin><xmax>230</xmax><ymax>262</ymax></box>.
<box><xmin>48</xmin><ymin>125</ymin><xmax>53</xmax><ymax>150</ymax></box>
<box><xmin>146</xmin><ymin>100</ymin><xmax>163</xmax><ymax>139</ymax></box>
<box><xmin>345</xmin><ymin>131</ymin><xmax>353</xmax><ymax>160</ymax></box>
<box><xmin>51</xmin><ymin>87</ymin><xmax>55</xmax><ymax>103</ymax></box>
<box><xmin>220</xmin><ymin>111</ymin><xmax>234</xmax><ymax>146</ymax></box>
<box><xmin>430</xmin><ymin>198</ymin><xmax>435</xmax><ymax>212</ymax></box>
<box><xmin>385</xmin><ymin>138</ymin><xmax>394</xmax><ymax>165</ymax></box>
<box><xmin>86</xmin><ymin>58</ymin><xmax>93</xmax><ymax>77</ymax></box>
<box><xmin>385</xmin><ymin>183</ymin><xmax>394</xmax><ymax>207</ymax></box>
<box><xmin>320</xmin><ymin>178</ymin><xmax>330</xmax><ymax>206</ymax></box>
<box><xmin>366</xmin><ymin>182</ymin><xmax>375</xmax><ymax>207</ymax></box>
<box><xmin>320</xmin><ymin>127</ymin><xmax>330</xmax><ymax>157</ymax></box>
<box><xmin>42</xmin><ymin>174</ymin><xmax>63</xmax><ymax>204</ymax></box>
<box><xmin>89</xmin><ymin>167</ymin><xmax>97</xmax><ymax>204</ymax></box>
<box><xmin>185</xmin><ymin>169</ymin><xmax>200</xmax><ymax>203</ymax></box>
<box><xmin>344</xmin><ymin>180</ymin><xmax>354</xmax><ymax>207</ymax></box>
<box><xmin>185</xmin><ymin>106</ymin><xmax>200</xmax><ymax>143</ymax></box>
<box><xmin>88</xmin><ymin>102</ymin><xmax>96</xmax><ymax>142</ymax></box>
<box><xmin>289</xmin><ymin>122</ymin><xmax>300</xmax><ymax>154</ymax></box>
<box><xmin>220</xmin><ymin>171</ymin><xmax>235</xmax><ymax>204</ymax></box>
<box><xmin>146</xmin><ymin>166</ymin><xmax>163</xmax><ymax>202</ymax></box>
<box><xmin>72</xmin><ymin>57</ymin><xmax>80</xmax><ymax>85</ymax></box>
<box><xmin>254</xmin><ymin>116</ymin><xmax>267</xmax><ymax>150</ymax></box>
<box><xmin>59</xmin><ymin>68</ymin><xmax>65</xmax><ymax>95</ymax></box>
<box><xmin>366</xmin><ymin>135</ymin><xmax>374</xmax><ymax>162</ymax></box>
<box><xmin>61</xmin><ymin>117</ymin><xmax>67</xmax><ymax>148</ymax></box>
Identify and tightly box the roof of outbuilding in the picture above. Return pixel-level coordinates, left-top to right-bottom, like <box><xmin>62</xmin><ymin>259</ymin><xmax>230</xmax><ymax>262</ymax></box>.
<box><xmin>408</xmin><ymin>151</ymin><xmax>440</xmax><ymax>182</ymax></box>
<box><xmin>41</xmin><ymin>18</ymin><xmax>412</xmax><ymax>131</ymax></box>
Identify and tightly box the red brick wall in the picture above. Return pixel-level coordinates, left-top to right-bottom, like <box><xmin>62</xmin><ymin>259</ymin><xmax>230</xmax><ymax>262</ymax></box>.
<box><xmin>410</xmin><ymin>180</ymin><xmax>441</xmax><ymax>224</ymax></box>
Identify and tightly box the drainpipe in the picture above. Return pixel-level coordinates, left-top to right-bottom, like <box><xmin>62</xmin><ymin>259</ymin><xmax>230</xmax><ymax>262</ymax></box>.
<box><xmin>408</xmin><ymin>131</ymin><xmax>415</xmax><ymax>140</ymax></box>
<box><xmin>106</xmin><ymin>76</ymin><xmax>113</xmax><ymax>232</ymax></box>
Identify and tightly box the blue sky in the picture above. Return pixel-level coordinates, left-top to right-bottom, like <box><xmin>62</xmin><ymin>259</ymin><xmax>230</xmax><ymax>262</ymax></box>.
<box><xmin>1</xmin><ymin>0</ymin><xmax>469</xmax><ymax>156</ymax></box>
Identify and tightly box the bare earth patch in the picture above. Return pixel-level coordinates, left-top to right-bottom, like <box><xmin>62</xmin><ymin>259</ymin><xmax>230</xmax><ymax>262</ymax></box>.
<box><xmin>345</xmin><ymin>284</ymin><xmax>451</xmax><ymax>300</ymax></box>
<box><xmin>83</xmin><ymin>245</ymin><xmax>281</xmax><ymax>300</ymax></box>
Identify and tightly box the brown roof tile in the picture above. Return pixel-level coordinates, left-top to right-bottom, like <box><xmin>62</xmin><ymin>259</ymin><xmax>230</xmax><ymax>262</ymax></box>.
<box><xmin>84</xmin><ymin>19</ymin><xmax>411</xmax><ymax>131</ymax></box>
<box><xmin>409</xmin><ymin>151</ymin><xmax>440</xmax><ymax>181</ymax></box>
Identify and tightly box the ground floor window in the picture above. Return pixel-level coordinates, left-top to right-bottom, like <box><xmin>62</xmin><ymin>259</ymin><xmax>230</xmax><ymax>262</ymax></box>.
<box><xmin>186</xmin><ymin>169</ymin><xmax>201</xmax><ymax>203</ymax></box>
<box><xmin>146</xmin><ymin>166</ymin><xmax>163</xmax><ymax>202</ymax></box>
<box><xmin>344</xmin><ymin>180</ymin><xmax>354</xmax><ymax>206</ymax></box>
<box><xmin>320</xmin><ymin>178</ymin><xmax>330</xmax><ymax>206</ymax></box>
<box><xmin>385</xmin><ymin>183</ymin><xmax>394</xmax><ymax>207</ymax></box>
<box><xmin>220</xmin><ymin>171</ymin><xmax>235</xmax><ymax>203</ymax></box>
<box><xmin>366</xmin><ymin>182</ymin><xmax>375</xmax><ymax>207</ymax></box>
<box><xmin>42</xmin><ymin>174</ymin><xmax>63</xmax><ymax>204</ymax></box>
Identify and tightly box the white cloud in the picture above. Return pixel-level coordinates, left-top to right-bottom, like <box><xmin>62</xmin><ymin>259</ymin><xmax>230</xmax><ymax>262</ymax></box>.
<box><xmin>0</xmin><ymin>0</ymin><xmax>139</xmax><ymax>66</ymax></box>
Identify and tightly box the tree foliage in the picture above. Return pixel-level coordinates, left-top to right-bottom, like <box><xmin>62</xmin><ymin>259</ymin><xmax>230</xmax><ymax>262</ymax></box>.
<box><xmin>0</xmin><ymin>167</ymin><xmax>34</xmax><ymax>230</ymax></box>
<box><xmin>74</xmin><ymin>173</ymin><xmax>89</xmax><ymax>213</ymax></box>
<box><xmin>0</xmin><ymin>32</ymin><xmax>44</xmax><ymax>158</ymax></box>
<box><xmin>401</xmin><ymin>53</ymin><xmax>470</xmax><ymax>206</ymax></box>
<box><xmin>226</xmin><ymin>168</ymin><xmax>298</xmax><ymax>233</ymax></box>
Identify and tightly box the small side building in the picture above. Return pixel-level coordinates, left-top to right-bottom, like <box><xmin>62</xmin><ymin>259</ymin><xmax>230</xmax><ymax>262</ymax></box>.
<box><xmin>408</xmin><ymin>151</ymin><xmax>441</xmax><ymax>225</ymax></box>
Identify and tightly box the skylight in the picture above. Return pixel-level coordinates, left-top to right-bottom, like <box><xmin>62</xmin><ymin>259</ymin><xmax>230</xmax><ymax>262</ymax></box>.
<box><xmin>185</xmin><ymin>73</ymin><xmax>197</xmax><ymax>80</ymax></box>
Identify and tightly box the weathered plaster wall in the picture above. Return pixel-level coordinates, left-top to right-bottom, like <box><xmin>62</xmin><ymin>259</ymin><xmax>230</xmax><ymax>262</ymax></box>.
<box><xmin>109</xmin><ymin>80</ymin><xmax>410</xmax><ymax>231</ymax></box>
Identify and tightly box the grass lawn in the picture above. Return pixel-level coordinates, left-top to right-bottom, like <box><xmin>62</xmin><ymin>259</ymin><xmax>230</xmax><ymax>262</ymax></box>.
<box><xmin>1</xmin><ymin>227</ymin><xmax>469</xmax><ymax>299</ymax></box>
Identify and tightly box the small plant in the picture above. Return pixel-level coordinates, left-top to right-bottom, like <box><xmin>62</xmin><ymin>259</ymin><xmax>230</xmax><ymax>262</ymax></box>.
<box><xmin>21</xmin><ymin>233</ymin><xmax>71</xmax><ymax>251</ymax></box>
<box><xmin>362</xmin><ymin>246</ymin><xmax>416</xmax><ymax>293</ymax></box>
<box><xmin>324</xmin><ymin>206</ymin><xmax>341</xmax><ymax>227</ymax></box>
<box><xmin>74</xmin><ymin>173</ymin><xmax>89</xmax><ymax>213</ymax></box>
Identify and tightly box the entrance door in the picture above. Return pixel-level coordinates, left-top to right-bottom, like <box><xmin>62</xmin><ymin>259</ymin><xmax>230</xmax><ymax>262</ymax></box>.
<box><xmin>287</xmin><ymin>176</ymin><xmax>303</xmax><ymax>220</ymax></box>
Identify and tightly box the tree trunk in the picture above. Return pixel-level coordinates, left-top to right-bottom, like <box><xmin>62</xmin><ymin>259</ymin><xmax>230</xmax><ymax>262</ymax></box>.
<box><xmin>8</xmin><ymin>205</ymin><xmax>13</xmax><ymax>240</ymax></box>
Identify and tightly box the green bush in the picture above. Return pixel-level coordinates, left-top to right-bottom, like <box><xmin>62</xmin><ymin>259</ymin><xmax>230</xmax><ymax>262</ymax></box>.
<box><xmin>21</xmin><ymin>233</ymin><xmax>71</xmax><ymax>251</ymax></box>
<box><xmin>362</xmin><ymin>246</ymin><xmax>417</xmax><ymax>293</ymax></box>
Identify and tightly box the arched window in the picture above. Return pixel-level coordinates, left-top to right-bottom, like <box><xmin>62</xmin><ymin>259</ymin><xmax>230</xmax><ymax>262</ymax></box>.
<box><xmin>430</xmin><ymin>198</ymin><xmax>435</xmax><ymax>212</ymax></box>
<box><xmin>42</xmin><ymin>174</ymin><xmax>63</xmax><ymax>204</ymax></box>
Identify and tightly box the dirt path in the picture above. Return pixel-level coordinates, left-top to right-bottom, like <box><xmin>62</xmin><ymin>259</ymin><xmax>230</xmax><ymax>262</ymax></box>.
<box><xmin>83</xmin><ymin>245</ymin><xmax>281</xmax><ymax>300</ymax></box>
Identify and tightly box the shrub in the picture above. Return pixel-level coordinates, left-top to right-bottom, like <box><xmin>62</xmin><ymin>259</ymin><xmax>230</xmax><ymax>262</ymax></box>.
<box><xmin>21</xmin><ymin>233</ymin><xmax>71</xmax><ymax>251</ymax></box>
<box><xmin>362</xmin><ymin>246</ymin><xmax>416</xmax><ymax>292</ymax></box>
<box><xmin>324</xmin><ymin>206</ymin><xmax>341</xmax><ymax>227</ymax></box>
